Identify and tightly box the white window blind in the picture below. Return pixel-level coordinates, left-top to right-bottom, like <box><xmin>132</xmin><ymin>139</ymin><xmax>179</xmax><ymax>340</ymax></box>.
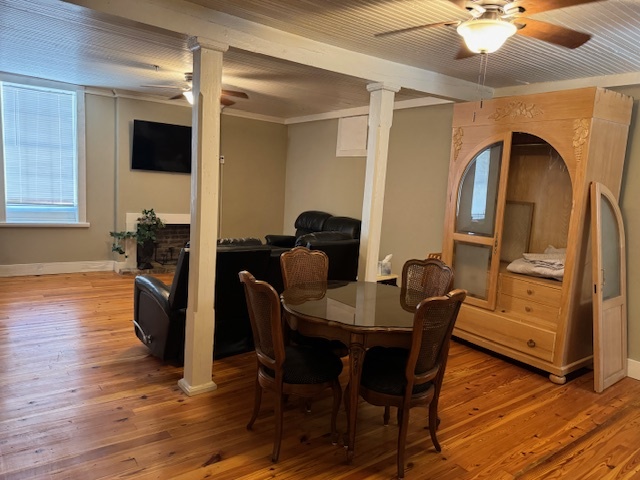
<box><xmin>1</xmin><ymin>82</ymin><xmax>78</xmax><ymax>223</ymax></box>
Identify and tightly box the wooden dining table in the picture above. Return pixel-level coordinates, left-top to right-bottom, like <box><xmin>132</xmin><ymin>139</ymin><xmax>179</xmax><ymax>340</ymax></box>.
<box><xmin>281</xmin><ymin>281</ymin><xmax>415</xmax><ymax>463</ymax></box>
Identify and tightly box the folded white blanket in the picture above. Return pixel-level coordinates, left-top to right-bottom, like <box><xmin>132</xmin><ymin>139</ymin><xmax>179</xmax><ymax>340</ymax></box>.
<box><xmin>522</xmin><ymin>252</ymin><xmax>565</xmax><ymax>269</ymax></box>
<box><xmin>507</xmin><ymin>257</ymin><xmax>564</xmax><ymax>280</ymax></box>
<box><xmin>507</xmin><ymin>245</ymin><xmax>566</xmax><ymax>280</ymax></box>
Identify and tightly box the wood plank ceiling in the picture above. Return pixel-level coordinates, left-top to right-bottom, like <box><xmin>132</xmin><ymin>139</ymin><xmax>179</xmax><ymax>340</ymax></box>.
<box><xmin>1</xmin><ymin>0</ymin><xmax>639</xmax><ymax>121</ymax></box>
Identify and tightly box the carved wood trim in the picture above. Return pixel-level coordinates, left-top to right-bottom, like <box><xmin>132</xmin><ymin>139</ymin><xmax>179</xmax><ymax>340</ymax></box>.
<box><xmin>453</xmin><ymin>127</ymin><xmax>463</xmax><ymax>161</ymax></box>
<box><xmin>573</xmin><ymin>118</ymin><xmax>590</xmax><ymax>164</ymax></box>
<box><xmin>489</xmin><ymin>101</ymin><xmax>543</xmax><ymax>121</ymax></box>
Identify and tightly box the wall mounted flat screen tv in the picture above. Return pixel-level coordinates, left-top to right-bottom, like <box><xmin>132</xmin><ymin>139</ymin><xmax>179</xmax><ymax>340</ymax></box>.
<box><xmin>131</xmin><ymin>119</ymin><xmax>192</xmax><ymax>173</ymax></box>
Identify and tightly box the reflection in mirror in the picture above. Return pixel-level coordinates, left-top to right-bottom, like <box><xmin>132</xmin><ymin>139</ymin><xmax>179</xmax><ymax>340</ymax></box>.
<box><xmin>456</xmin><ymin>143</ymin><xmax>503</xmax><ymax>236</ymax></box>
<box><xmin>281</xmin><ymin>282</ymin><xmax>328</xmax><ymax>305</ymax></box>
<box><xmin>600</xmin><ymin>196</ymin><xmax>621</xmax><ymax>300</ymax></box>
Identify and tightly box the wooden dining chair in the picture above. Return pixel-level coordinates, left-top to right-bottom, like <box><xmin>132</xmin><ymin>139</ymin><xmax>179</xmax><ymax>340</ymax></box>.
<box><xmin>280</xmin><ymin>246</ymin><xmax>348</xmax><ymax>357</ymax></box>
<box><xmin>347</xmin><ymin>289</ymin><xmax>466</xmax><ymax>479</ymax></box>
<box><xmin>400</xmin><ymin>258</ymin><xmax>454</xmax><ymax>311</ymax></box>
<box><xmin>280</xmin><ymin>246</ymin><xmax>329</xmax><ymax>287</ymax></box>
<box><xmin>239</xmin><ymin>270</ymin><xmax>343</xmax><ymax>462</ymax></box>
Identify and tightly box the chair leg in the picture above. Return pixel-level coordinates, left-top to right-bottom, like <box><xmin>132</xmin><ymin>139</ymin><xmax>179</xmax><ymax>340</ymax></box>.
<box><xmin>428</xmin><ymin>399</ymin><xmax>441</xmax><ymax>452</ymax></box>
<box><xmin>383</xmin><ymin>406</ymin><xmax>390</xmax><ymax>426</ymax></box>
<box><xmin>247</xmin><ymin>375</ymin><xmax>262</xmax><ymax>430</ymax></box>
<box><xmin>344</xmin><ymin>382</ymin><xmax>351</xmax><ymax>447</ymax></box>
<box><xmin>330</xmin><ymin>379</ymin><xmax>342</xmax><ymax>445</ymax></box>
<box><xmin>272</xmin><ymin>393</ymin><xmax>284</xmax><ymax>462</ymax></box>
<box><xmin>397</xmin><ymin>406</ymin><xmax>411</xmax><ymax>480</ymax></box>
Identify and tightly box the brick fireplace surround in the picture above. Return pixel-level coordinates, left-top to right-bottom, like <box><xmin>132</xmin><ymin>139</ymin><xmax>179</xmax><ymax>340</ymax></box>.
<box><xmin>116</xmin><ymin>213</ymin><xmax>190</xmax><ymax>274</ymax></box>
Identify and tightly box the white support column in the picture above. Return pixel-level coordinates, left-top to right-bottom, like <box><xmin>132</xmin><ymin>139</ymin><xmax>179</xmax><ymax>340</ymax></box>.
<box><xmin>178</xmin><ymin>37</ymin><xmax>229</xmax><ymax>396</ymax></box>
<box><xmin>358</xmin><ymin>82</ymin><xmax>399</xmax><ymax>283</ymax></box>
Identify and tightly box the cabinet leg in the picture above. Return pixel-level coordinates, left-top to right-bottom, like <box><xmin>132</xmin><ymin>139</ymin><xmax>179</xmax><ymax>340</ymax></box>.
<box><xmin>549</xmin><ymin>374</ymin><xmax>566</xmax><ymax>385</ymax></box>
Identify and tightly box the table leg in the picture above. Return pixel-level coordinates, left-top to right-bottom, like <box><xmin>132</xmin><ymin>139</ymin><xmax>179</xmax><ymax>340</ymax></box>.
<box><xmin>345</xmin><ymin>341</ymin><xmax>365</xmax><ymax>463</ymax></box>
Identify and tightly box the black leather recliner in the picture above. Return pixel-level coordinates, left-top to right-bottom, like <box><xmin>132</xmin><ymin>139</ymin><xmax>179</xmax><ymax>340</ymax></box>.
<box><xmin>133</xmin><ymin>242</ymin><xmax>272</xmax><ymax>363</ymax></box>
<box><xmin>264</xmin><ymin>211</ymin><xmax>330</xmax><ymax>247</ymax></box>
<box><xmin>134</xmin><ymin>246</ymin><xmax>190</xmax><ymax>362</ymax></box>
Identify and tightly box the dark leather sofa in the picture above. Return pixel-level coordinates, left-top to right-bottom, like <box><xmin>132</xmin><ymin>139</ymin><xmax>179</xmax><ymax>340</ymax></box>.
<box><xmin>265</xmin><ymin>211</ymin><xmax>361</xmax><ymax>290</ymax></box>
<box><xmin>265</xmin><ymin>210</ymin><xmax>361</xmax><ymax>248</ymax></box>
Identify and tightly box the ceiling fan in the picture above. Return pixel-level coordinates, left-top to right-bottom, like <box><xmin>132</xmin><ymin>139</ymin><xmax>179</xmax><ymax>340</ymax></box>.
<box><xmin>144</xmin><ymin>72</ymin><xmax>249</xmax><ymax>106</ymax></box>
<box><xmin>375</xmin><ymin>0</ymin><xmax>604</xmax><ymax>58</ymax></box>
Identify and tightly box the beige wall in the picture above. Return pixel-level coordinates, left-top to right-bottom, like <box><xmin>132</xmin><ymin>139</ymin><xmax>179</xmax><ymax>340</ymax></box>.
<box><xmin>115</xmin><ymin>98</ymin><xmax>287</xmax><ymax>239</ymax></box>
<box><xmin>218</xmin><ymin>115</ymin><xmax>287</xmax><ymax>239</ymax></box>
<box><xmin>283</xmin><ymin>104</ymin><xmax>452</xmax><ymax>276</ymax></box>
<box><xmin>613</xmin><ymin>85</ymin><xmax>640</xmax><ymax>361</ymax></box>
<box><xmin>284</xmin><ymin>119</ymin><xmax>366</xmax><ymax>232</ymax></box>
<box><xmin>381</xmin><ymin>104</ymin><xmax>453</xmax><ymax>274</ymax></box>
<box><xmin>0</xmin><ymin>93</ymin><xmax>287</xmax><ymax>266</ymax></box>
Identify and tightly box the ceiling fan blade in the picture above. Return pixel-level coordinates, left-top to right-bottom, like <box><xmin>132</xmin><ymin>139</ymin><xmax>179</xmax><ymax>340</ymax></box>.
<box><xmin>455</xmin><ymin>44</ymin><xmax>477</xmax><ymax>60</ymax></box>
<box><xmin>166</xmin><ymin>95</ymin><xmax>238</xmax><ymax>105</ymax></box>
<box><xmin>446</xmin><ymin>0</ymin><xmax>469</xmax><ymax>9</ymax></box>
<box><xmin>142</xmin><ymin>84</ymin><xmax>185</xmax><ymax>89</ymax></box>
<box><xmin>516</xmin><ymin>18</ymin><xmax>591</xmax><ymax>49</ymax></box>
<box><xmin>374</xmin><ymin>21</ymin><xmax>459</xmax><ymax>38</ymax></box>
<box><xmin>221</xmin><ymin>89</ymin><xmax>249</xmax><ymax>99</ymax></box>
<box><xmin>514</xmin><ymin>0</ymin><xmax>604</xmax><ymax>16</ymax></box>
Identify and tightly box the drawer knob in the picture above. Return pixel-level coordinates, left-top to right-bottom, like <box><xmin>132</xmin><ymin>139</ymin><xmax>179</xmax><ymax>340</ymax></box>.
<box><xmin>525</xmin><ymin>306</ymin><xmax>532</xmax><ymax>313</ymax></box>
<box><xmin>526</xmin><ymin>289</ymin><xmax>534</xmax><ymax>295</ymax></box>
<box><xmin>527</xmin><ymin>339</ymin><xmax>536</xmax><ymax>348</ymax></box>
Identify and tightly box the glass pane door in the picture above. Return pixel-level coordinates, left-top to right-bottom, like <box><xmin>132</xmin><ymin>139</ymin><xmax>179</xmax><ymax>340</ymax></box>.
<box><xmin>453</xmin><ymin>242</ymin><xmax>492</xmax><ymax>300</ymax></box>
<box><xmin>452</xmin><ymin>141</ymin><xmax>507</xmax><ymax>309</ymax></box>
<box><xmin>590</xmin><ymin>182</ymin><xmax>627</xmax><ymax>392</ymax></box>
<box><xmin>456</xmin><ymin>143</ymin><xmax>502</xmax><ymax>236</ymax></box>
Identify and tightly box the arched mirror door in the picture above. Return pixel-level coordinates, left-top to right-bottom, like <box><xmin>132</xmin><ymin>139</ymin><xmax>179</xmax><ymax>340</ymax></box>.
<box><xmin>452</xmin><ymin>140</ymin><xmax>509</xmax><ymax>309</ymax></box>
<box><xmin>591</xmin><ymin>181</ymin><xmax>627</xmax><ymax>392</ymax></box>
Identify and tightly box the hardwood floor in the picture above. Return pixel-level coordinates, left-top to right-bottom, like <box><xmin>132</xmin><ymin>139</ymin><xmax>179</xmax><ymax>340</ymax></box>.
<box><xmin>2</xmin><ymin>272</ymin><xmax>640</xmax><ymax>479</ymax></box>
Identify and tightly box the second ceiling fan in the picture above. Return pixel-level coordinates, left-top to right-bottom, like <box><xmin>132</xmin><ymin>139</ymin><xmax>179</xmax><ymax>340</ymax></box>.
<box><xmin>375</xmin><ymin>0</ymin><xmax>604</xmax><ymax>58</ymax></box>
<box><xmin>148</xmin><ymin>72</ymin><xmax>249</xmax><ymax>106</ymax></box>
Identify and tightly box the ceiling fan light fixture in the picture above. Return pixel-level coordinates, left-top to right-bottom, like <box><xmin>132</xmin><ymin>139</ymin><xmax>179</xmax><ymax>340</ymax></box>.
<box><xmin>183</xmin><ymin>90</ymin><xmax>194</xmax><ymax>105</ymax></box>
<box><xmin>457</xmin><ymin>18</ymin><xmax>517</xmax><ymax>54</ymax></box>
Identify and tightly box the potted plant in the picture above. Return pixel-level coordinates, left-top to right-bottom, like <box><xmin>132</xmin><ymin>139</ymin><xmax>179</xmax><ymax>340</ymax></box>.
<box><xmin>110</xmin><ymin>208</ymin><xmax>165</xmax><ymax>269</ymax></box>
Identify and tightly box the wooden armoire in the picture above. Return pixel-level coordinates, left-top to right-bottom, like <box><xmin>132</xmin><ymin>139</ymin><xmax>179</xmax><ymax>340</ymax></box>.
<box><xmin>441</xmin><ymin>87</ymin><xmax>632</xmax><ymax>384</ymax></box>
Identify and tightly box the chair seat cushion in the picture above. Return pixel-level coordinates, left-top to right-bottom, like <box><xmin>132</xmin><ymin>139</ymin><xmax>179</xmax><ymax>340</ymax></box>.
<box><xmin>265</xmin><ymin>345</ymin><xmax>343</xmax><ymax>384</ymax></box>
<box><xmin>361</xmin><ymin>346</ymin><xmax>432</xmax><ymax>396</ymax></box>
<box><xmin>290</xmin><ymin>331</ymin><xmax>349</xmax><ymax>357</ymax></box>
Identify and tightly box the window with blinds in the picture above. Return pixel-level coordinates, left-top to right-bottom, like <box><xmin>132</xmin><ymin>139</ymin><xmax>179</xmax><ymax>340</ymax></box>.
<box><xmin>0</xmin><ymin>80</ymin><xmax>84</xmax><ymax>224</ymax></box>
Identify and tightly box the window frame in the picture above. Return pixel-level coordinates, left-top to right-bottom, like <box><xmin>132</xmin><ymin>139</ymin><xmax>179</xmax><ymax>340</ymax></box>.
<box><xmin>0</xmin><ymin>73</ymin><xmax>88</xmax><ymax>227</ymax></box>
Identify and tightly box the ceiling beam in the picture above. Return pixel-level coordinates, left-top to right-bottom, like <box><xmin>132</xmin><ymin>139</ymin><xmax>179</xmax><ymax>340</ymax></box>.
<box><xmin>64</xmin><ymin>0</ymin><xmax>491</xmax><ymax>102</ymax></box>
<box><xmin>494</xmin><ymin>71</ymin><xmax>640</xmax><ymax>98</ymax></box>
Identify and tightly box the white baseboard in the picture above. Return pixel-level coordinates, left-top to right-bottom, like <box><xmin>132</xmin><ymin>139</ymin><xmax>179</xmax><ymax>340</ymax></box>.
<box><xmin>0</xmin><ymin>260</ymin><xmax>115</xmax><ymax>277</ymax></box>
<box><xmin>628</xmin><ymin>359</ymin><xmax>640</xmax><ymax>381</ymax></box>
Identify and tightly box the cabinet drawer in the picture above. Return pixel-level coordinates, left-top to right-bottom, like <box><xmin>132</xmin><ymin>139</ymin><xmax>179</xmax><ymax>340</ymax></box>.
<box><xmin>499</xmin><ymin>274</ymin><xmax>561</xmax><ymax>306</ymax></box>
<box><xmin>497</xmin><ymin>293</ymin><xmax>560</xmax><ymax>325</ymax></box>
<box><xmin>456</xmin><ymin>305</ymin><xmax>556</xmax><ymax>361</ymax></box>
